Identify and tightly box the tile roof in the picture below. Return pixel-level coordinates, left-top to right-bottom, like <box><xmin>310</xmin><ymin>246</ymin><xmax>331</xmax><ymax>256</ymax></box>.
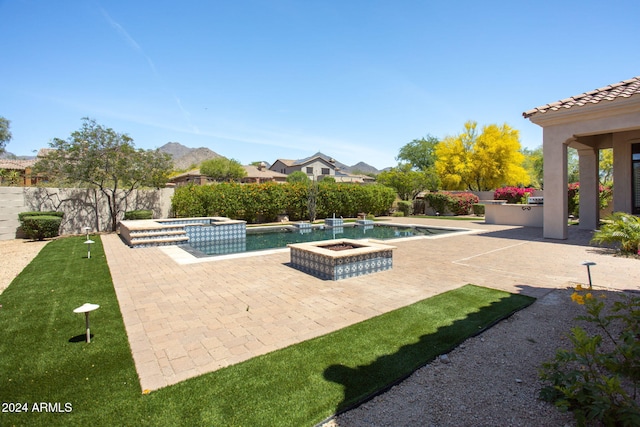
<box><xmin>242</xmin><ymin>164</ymin><xmax>288</xmax><ymax>178</ymax></box>
<box><xmin>0</xmin><ymin>159</ymin><xmax>37</xmax><ymax>170</ymax></box>
<box><xmin>523</xmin><ymin>76</ymin><xmax>640</xmax><ymax>118</ymax></box>
<box><xmin>273</xmin><ymin>159</ymin><xmax>296</xmax><ymax>167</ymax></box>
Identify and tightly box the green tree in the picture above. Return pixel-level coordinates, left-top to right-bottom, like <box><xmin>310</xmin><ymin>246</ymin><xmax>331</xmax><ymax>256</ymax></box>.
<box><xmin>35</xmin><ymin>118</ymin><xmax>173</xmax><ymax>231</ymax></box>
<box><xmin>396</xmin><ymin>135</ymin><xmax>439</xmax><ymax>171</ymax></box>
<box><xmin>0</xmin><ymin>116</ymin><xmax>12</xmax><ymax>154</ymax></box>
<box><xmin>377</xmin><ymin>163</ymin><xmax>431</xmax><ymax>201</ymax></box>
<box><xmin>521</xmin><ymin>146</ymin><xmax>544</xmax><ymax>188</ymax></box>
<box><xmin>435</xmin><ymin>121</ymin><xmax>529</xmax><ymax>191</ymax></box>
<box><xmin>599</xmin><ymin>148</ymin><xmax>613</xmax><ymax>186</ymax></box>
<box><xmin>567</xmin><ymin>148</ymin><xmax>579</xmax><ymax>184</ymax></box>
<box><xmin>200</xmin><ymin>157</ymin><xmax>247</xmax><ymax>182</ymax></box>
<box><xmin>286</xmin><ymin>171</ymin><xmax>310</xmax><ymax>183</ymax></box>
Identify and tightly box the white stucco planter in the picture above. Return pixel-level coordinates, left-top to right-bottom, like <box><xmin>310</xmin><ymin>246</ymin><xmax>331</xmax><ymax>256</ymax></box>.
<box><xmin>484</xmin><ymin>204</ymin><xmax>543</xmax><ymax>227</ymax></box>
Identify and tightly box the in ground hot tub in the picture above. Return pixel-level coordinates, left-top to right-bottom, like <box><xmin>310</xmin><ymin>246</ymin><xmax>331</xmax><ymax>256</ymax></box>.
<box><xmin>288</xmin><ymin>239</ymin><xmax>395</xmax><ymax>280</ymax></box>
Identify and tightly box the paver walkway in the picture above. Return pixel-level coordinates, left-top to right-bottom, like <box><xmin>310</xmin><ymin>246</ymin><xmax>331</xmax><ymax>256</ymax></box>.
<box><xmin>102</xmin><ymin>218</ymin><xmax>640</xmax><ymax>391</ymax></box>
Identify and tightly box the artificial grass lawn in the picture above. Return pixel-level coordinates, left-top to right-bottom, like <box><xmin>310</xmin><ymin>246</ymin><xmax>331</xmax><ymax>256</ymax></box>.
<box><xmin>0</xmin><ymin>236</ymin><xmax>534</xmax><ymax>426</ymax></box>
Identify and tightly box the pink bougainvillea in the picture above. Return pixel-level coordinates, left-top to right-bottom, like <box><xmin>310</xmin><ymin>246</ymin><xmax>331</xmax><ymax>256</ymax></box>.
<box><xmin>493</xmin><ymin>187</ymin><xmax>536</xmax><ymax>204</ymax></box>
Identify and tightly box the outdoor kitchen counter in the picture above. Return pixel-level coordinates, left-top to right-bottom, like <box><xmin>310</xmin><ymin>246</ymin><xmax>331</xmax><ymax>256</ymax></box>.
<box><xmin>484</xmin><ymin>203</ymin><xmax>543</xmax><ymax>227</ymax></box>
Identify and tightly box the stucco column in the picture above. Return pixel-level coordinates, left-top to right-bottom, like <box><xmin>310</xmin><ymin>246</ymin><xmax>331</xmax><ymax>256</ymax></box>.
<box><xmin>543</xmin><ymin>129</ymin><xmax>568</xmax><ymax>239</ymax></box>
<box><xmin>577</xmin><ymin>147</ymin><xmax>599</xmax><ymax>230</ymax></box>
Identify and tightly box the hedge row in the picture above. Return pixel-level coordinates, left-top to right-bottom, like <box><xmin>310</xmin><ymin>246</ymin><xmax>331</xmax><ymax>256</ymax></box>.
<box><xmin>171</xmin><ymin>182</ymin><xmax>396</xmax><ymax>222</ymax></box>
<box><xmin>423</xmin><ymin>192</ymin><xmax>479</xmax><ymax>215</ymax></box>
<box><xmin>18</xmin><ymin>211</ymin><xmax>64</xmax><ymax>240</ymax></box>
<box><xmin>124</xmin><ymin>210</ymin><xmax>153</xmax><ymax>220</ymax></box>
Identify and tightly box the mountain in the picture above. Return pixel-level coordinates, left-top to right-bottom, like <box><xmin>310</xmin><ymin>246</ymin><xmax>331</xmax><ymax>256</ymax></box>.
<box><xmin>349</xmin><ymin>161</ymin><xmax>380</xmax><ymax>175</ymax></box>
<box><xmin>158</xmin><ymin>142</ymin><xmax>224</xmax><ymax>170</ymax></box>
<box><xmin>0</xmin><ymin>151</ymin><xmax>35</xmax><ymax>160</ymax></box>
<box><xmin>158</xmin><ymin>142</ymin><xmax>193</xmax><ymax>159</ymax></box>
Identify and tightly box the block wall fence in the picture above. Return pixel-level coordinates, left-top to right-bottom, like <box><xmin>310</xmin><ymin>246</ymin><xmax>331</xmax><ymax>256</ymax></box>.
<box><xmin>0</xmin><ymin>186</ymin><xmax>174</xmax><ymax>241</ymax></box>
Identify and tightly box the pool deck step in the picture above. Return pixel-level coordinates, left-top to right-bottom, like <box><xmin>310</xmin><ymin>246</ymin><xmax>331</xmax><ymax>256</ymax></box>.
<box><xmin>129</xmin><ymin>236</ymin><xmax>189</xmax><ymax>248</ymax></box>
<box><xmin>120</xmin><ymin>220</ymin><xmax>192</xmax><ymax>248</ymax></box>
<box><xmin>119</xmin><ymin>217</ymin><xmax>246</xmax><ymax>248</ymax></box>
<box><xmin>129</xmin><ymin>230</ymin><xmax>187</xmax><ymax>239</ymax></box>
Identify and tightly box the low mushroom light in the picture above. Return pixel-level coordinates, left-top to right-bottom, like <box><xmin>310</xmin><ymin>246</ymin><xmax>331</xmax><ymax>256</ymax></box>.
<box><xmin>581</xmin><ymin>261</ymin><xmax>596</xmax><ymax>289</ymax></box>
<box><xmin>83</xmin><ymin>227</ymin><xmax>94</xmax><ymax>259</ymax></box>
<box><xmin>73</xmin><ymin>303</ymin><xmax>100</xmax><ymax>343</ymax></box>
<box><xmin>84</xmin><ymin>239</ymin><xmax>95</xmax><ymax>259</ymax></box>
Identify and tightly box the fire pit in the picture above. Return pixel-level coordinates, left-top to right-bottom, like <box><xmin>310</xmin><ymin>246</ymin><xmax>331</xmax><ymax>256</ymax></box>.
<box><xmin>288</xmin><ymin>239</ymin><xmax>396</xmax><ymax>280</ymax></box>
<box><xmin>318</xmin><ymin>242</ymin><xmax>364</xmax><ymax>251</ymax></box>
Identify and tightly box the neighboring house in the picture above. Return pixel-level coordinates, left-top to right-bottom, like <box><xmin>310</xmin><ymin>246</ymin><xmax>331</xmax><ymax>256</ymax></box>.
<box><xmin>270</xmin><ymin>156</ymin><xmax>338</xmax><ymax>180</ymax></box>
<box><xmin>167</xmin><ymin>169</ymin><xmax>213</xmax><ymax>186</ymax></box>
<box><xmin>269</xmin><ymin>155</ymin><xmax>373</xmax><ymax>183</ymax></box>
<box><xmin>168</xmin><ymin>164</ymin><xmax>287</xmax><ymax>186</ymax></box>
<box><xmin>332</xmin><ymin>172</ymin><xmax>376</xmax><ymax>184</ymax></box>
<box><xmin>0</xmin><ymin>159</ymin><xmax>37</xmax><ymax>186</ymax></box>
<box><xmin>241</xmin><ymin>163</ymin><xmax>288</xmax><ymax>183</ymax></box>
<box><xmin>0</xmin><ymin>148</ymin><xmax>64</xmax><ymax>186</ymax></box>
<box><xmin>0</xmin><ymin>148</ymin><xmax>54</xmax><ymax>186</ymax></box>
<box><xmin>523</xmin><ymin>76</ymin><xmax>640</xmax><ymax>239</ymax></box>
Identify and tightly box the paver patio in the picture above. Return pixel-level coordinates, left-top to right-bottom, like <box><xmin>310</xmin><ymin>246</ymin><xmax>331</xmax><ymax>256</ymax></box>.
<box><xmin>101</xmin><ymin>217</ymin><xmax>640</xmax><ymax>391</ymax></box>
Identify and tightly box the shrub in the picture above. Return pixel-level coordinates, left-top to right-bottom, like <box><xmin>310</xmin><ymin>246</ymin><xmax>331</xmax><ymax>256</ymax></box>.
<box><xmin>424</xmin><ymin>192</ymin><xmax>479</xmax><ymax>215</ymax></box>
<box><xmin>18</xmin><ymin>211</ymin><xmax>64</xmax><ymax>222</ymax></box>
<box><xmin>20</xmin><ymin>215</ymin><xmax>62</xmax><ymax>240</ymax></box>
<box><xmin>493</xmin><ymin>186</ymin><xmax>535</xmax><ymax>204</ymax></box>
<box><xmin>472</xmin><ymin>203</ymin><xmax>485</xmax><ymax>216</ymax></box>
<box><xmin>568</xmin><ymin>183</ymin><xmax>580</xmax><ymax>217</ymax></box>
<box><xmin>391</xmin><ymin>211</ymin><xmax>404</xmax><ymax>217</ymax></box>
<box><xmin>568</xmin><ymin>183</ymin><xmax>613</xmax><ymax>218</ymax></box>
<box><xmin>123</xmin><ymin>210</ymin><xmax>153</xmax><ymax>220</ymax></box>
<box><xmin>447</xmin><ymin>193</ymin><xmax>479</xmax><ymax>215</ymax></box>
<box><xmin>171</xmin><ymin>182</ymin><xmax>395</xmax><ymax>222</ymax></box>
<box><xmin>423</xmin><ymin>192</ymin><xmax>449</xmax><ymax>215</ymax></box>
<box><xmin>539</xmin><ymin>286</ymin><xmax>640</xmax><ymax>426</ymax></box>
<box><xmin>591</xmin><ymin>212</ymin><xmax>640</xmax><ymax>254</ymax></box>
<box><xmin>397</xmin><ymin>200</ymin><xmax>413</xmax><ymax>216</ymax></box>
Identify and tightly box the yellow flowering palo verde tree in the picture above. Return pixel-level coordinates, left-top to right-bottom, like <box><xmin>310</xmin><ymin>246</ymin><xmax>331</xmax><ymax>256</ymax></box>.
<box><xmin>434</xmin><ymin>121</ymin><xmax>530</xmax><ymax>191</ymax></box>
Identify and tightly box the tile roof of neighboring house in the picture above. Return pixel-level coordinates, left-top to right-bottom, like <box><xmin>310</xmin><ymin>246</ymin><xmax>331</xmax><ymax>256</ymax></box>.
<box><xmin>523</xmin><ymin>76</ymin><xmax>640</xmax><ymax>118</ymax></box>
<box><xmin>273</xmin><ymin>159</ymin><xmax>296</xmax><ymax>167</ymax></box>
<box><xmin>242</xmin><ymin>165</ymin><xmax>288</xmax><ymax>179</ymax></box>
<box><xmin>169</xmin><ymin>166</ymin><xmax>288</xmax><ymax>181</ymax></box>
<box><xmin>169</xmin><ymin>169</ymin><xmax>202</xmax><ymax>180</ymax></box>
<box><xmin>0</xmin><ymin>159</ymin><xmax>37</xmax><ymax>170</ymax></box>
<box><xmin>37</xmin><ymin>148</ymin><xmax>55</xmax><ymax>157</ymax></box>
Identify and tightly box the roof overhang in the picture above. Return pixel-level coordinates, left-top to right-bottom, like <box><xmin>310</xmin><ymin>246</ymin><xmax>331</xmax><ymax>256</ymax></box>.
<box><xmin>525</xmin><ymin>94</ymin><xmax>640</xmax><ymax>129</ymax></box>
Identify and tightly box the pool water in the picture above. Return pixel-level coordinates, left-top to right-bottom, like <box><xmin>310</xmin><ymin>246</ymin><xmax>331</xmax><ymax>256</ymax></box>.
<box><xmin>184</xmin><ymin>224</ymin><xmax>461</xmax><ymax>257</ymax></box>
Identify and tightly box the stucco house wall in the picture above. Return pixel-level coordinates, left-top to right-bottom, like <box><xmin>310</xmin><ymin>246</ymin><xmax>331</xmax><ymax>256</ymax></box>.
<box><xmin>524</xmin><ymin>76</ymin><xmax>640</xmax><ymax>239</ymax></box>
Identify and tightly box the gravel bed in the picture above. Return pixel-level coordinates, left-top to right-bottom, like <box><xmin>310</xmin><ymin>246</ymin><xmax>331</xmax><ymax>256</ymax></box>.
<box><xmin>0</xmin><ymin>239</ymin><xmax>49</xmax><ymax>293</ymax></box>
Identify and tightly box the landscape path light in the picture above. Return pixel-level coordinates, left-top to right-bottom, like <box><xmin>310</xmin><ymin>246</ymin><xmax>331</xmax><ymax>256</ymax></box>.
<box><xmin>84</xmin><ymin>239</ymin><xmax>95</xmax><ymax>259</ymax></box>
<box><xmin>73</xmin><ymin>303</ymin><xmax>100</xmax><ymax>343</ymax></box>
<box><xmin>581</xmin><ymin>261</ymin><xmax>596</xmax><ymax>289</ymax></box>
<box><xmin>83</xmin><ymin>227</ymin><xmax>94</xmax><ymax>259</ymax></box>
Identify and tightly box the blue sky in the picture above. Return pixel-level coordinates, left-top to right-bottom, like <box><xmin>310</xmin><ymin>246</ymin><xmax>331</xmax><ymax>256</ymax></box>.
<box><xmin>2</xmin><ymin>0</ymin><xmax>639</xmax><ymax>169</ymax></box>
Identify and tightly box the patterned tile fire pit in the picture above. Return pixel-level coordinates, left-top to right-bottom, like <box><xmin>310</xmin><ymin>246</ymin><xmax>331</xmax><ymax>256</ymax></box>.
<box><xmin>288</xmin><ymin>239</ymin><xmax>396</xmax><ymax>280</ymax></box>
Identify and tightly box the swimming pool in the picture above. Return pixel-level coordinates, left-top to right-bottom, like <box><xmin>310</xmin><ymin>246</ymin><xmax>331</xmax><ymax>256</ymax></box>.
<box><xmin>182</xmin><ymin>223</ymin><xmax>463</xmax><ymax>257</ymax></box>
